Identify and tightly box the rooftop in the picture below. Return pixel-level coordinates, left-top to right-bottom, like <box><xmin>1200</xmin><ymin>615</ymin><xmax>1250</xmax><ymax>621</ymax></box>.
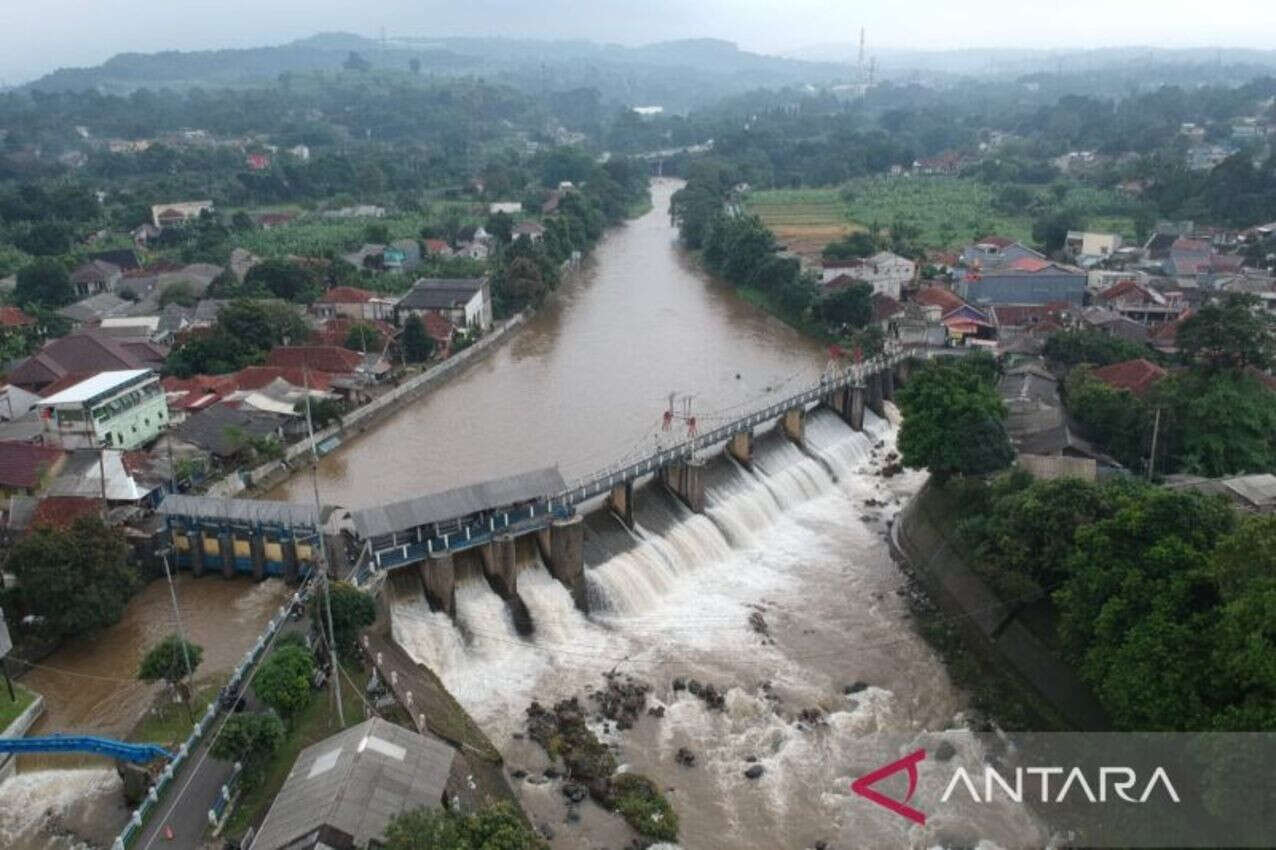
<box><xmin>39</xmin><ymin>369</ymin><xmax>153</xmax><ymax>406</ymax></box>
<box><xmin>251</xmin><ymin>717</ymin><xmax>456</xmax><ymax>850</ymax></box>
<box><xmin>1090</xmin><ymin>358</ymin><xmax>1168</xmax><ymax>396</ymax></box>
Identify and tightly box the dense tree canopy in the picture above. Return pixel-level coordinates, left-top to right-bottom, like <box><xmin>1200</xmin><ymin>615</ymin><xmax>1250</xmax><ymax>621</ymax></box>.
<box><xmin>15</xmin><ymin>257</ymin><xmax>73</xmax><ymax>307</ymax></box>
<box><xmin>6</xmin><ymin>517</ymin><xmax>137</xmax><ymax>640</ymax></box>
<box><xmin>384</xmin><ymin>802</ymin><xmax>548</xmax><ymax>850</ymax></box>
<box><xmin>896</xmin><ymin>355</ymin><xmax>1014</xmax><ymax>479</ymax></box>
<box><xmin>252</xmin><ymin>644</ymin><xmax>315</xmax><ymax>719</ymax></box>
<box><xmin>211</xmin><ymin>712</ymin><xmax>285</xmax><ymax>766</ymax></box>
<box><xmin>1176</xmin><ymin>293</ymin><xmax>1273</xmax><ymax>372</ymax></box>
<box><xmin>312</xmin><ymin>582</ymin><xmax>376</xmax><ymax>660</ymax></box>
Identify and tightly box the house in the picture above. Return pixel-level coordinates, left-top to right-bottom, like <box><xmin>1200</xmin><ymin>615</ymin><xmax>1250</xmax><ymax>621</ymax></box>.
<box><xmin>489</xmin><ymin>201</ymin><xmax>522</xmax><ymax>215</ymax></box>
<box><xmin>0</xmin><ymin>306</ymin><xmax>34</xmax><ymax>332</ymax></box>
<box><xmin>1149</xmin><ymin>310</ymin><xmax>1192</xmax><ymax>354</ymax></box>
<box><xmin>0</xmin><ymin>442</ymin><xmax>66</xmax><ymax>495</ymax></box>
<box><xmin>38</xmin><ymin>369</ymin><xmax>169</xmax><ymax>451</ymax></box>
<box><xmin>87</xmin><ymin>249</ymin><xmax>141</xmax><ymax>272</ymax></box>
<box><xmin>998</xmin><ymin>359</ymin><xmax>1121</xmax><ymax>478</ymax></box>
<box><xmin>1088</xmin><ymin>268</ymin><xmax>1148</xmax><ymax>294</ymax></box>
<box><xmin>960</xmin><ymin>236</ymin><xmax>1044</xmax><ymax>270</ymax></box>
<box><xmin>312</xmin><ymin>317</ymin><xmax>398</xmax><ymax>349</ymax></box>
<box><xmin>322</xmin><ymin>205</ymin><xmax>386</xmax><ymax>219</ymax></box>
<box><xmin>44</xmin><ymin>449</ymin><xmax>161</xmax><ymax>505</ymax></box>
<box><xmin>870</xmin><ymin>293</ymin><xmax>905</xmax><ymax>330</ymax></box>
<box><xmin>69</xmin><ymin>260</ymin><xmax>122</xmax><ymax>297</ymax></box>
<box><xmin>57</xmin><ymin>292</ymin><xmax>133</xmax><ymax>326</ymax></box>
<box><xmin>512</xmin><ymin>221</ymin><xmax>544</xmax><ymax>242</ymax></box>
<box><xmin>246</xmin><ymin>153</ymin><xmax>271</xmax><ymax>170</ymax></box>
<box><xmin>1090</xmin><ymin>358</ymin><xmax>1167</xmax><ymax>396</ymax></box>
<box><xmin>1065</xmin><ymin>231</ymin><xmax>1122</xmax><ymax>263</ymax></box>
<box><xmin>150</xmin><ymin>200</ymin><xmax>213</xmax><ymax>228</ymax></box>
<box><xmin>28</xmin><ymin>496</ymin><xmax>102</xmax><ymax>530</ymax></box>
<box><xmin>455</xmin><ymin>240</ymin><xmax>489</xmax><ymax>261</ymax></box>
<box><xmin>0</xmin><ymin>385</ymin><xmax>41</xmax><ymax>421</ymax></box>
<box><xmin>250</xmin><ymin>718</ymin><xmax>458</xmax><ymax>850</ymax></box>
<box><xmin>419</xmin><ymin>311</ymin><xmax>456</xmax><ymax>353</ymax></box>
<box><xmin>266</xmin><ymin>346</ymin><xmax>389</xmax><ymax>383</ymax></box>
<box><xmin>255</xmin><ymin>212</ymin><xmax>297</xmax><ymax>230</ymax></box>
<box><xmin>289</xmin><ymin>144</ymin><xmax>311</xmax><ymax>161</ymax></box>
<box><xmin>1079</xmin><ymin>306</ymin><xmax>1149</xmax><ymax>343</ymax></box>
<box><xmin>423</xmin><ymin>239</ymin><xmax>452</xmax><ymax>257</ymax></box>
<box><xmin>341</xmin><ymin>244</ymin><xmax>387</xmax><ymax>270</ymax></box>
<box><xmin>312</xmin><ymin>287</ymin><xmax>396</xmax><ymax>322</ymax></box>
<box><xmin>1186</xmin><ymin>144</ymin><xmax>1235</xmax><ymax>171</ymax></box>
<box><xmin>941</xmin><ymin>303</ymin><xmax>996</xmax><ymax>343</ymax></box>
<box><xmin>8</xmin><ymin>332</ymin><xmax>168</xmax><ymax>394</ymax></box>
<box><xmin>97</xmin><ymin>316</ymin><xmax>163</xmax><ymax>341</ymax></box>
<box><xmin>912</xmin><ymin>285</ymin><xmax>968</xmax><ymax>314</ymax></box>
<box><xmin>157</xmin><ymin>300</ymin><xmax>225</xmax><ymax>339</ymax></box>
<box><xmin>1096</xmin><ymin>280</ymin><xmax>1179</xmax><ymax>324</ymax></box>
<box><xmin>396</xmin><ymin>278</ymin><xmax>492</xmax><ymax>331</ymax></box>
<box><xmin>959</xmin><ymin>258</ymin><xmax>1087</xmax><ymax>306</ymax></box>
<box><xmin>383</xmin><ymin>239</ymin><xmax>422</xmax><ymax>272</ymax></box>
<box><xmin>165</xmin><ymin>403</ymin><xmax>285</xmax><ymax>460</ymax></box>
<box><xmin>131</xmin><ymin>223</ymin><xmax>161</xmax><ymax>246</ymax></box>
<box><xmin>821</xmin><ymin>252</ymin><xmax>914</xmax><ymax>299</ymax></box>
<box><xmin>1165</xmin><ymin>473</ymin><xmax>1276</xmax><ymax>514</ymax></box>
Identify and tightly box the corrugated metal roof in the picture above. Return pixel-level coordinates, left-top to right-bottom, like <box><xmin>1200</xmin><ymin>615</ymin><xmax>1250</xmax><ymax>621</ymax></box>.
<box><xmin>352</xmin><ymin>466</ymin><xmax>566</xmax><ymax>538</ymax></box>
<box><xmin>251</xmin><ymin>718</ymin><xmax>455</xmax><ymax>850</ymax></box>
<box><xmin>157</xmin><ymin>494</ymin><xmax>321</xmax><ymax>528</ymax></box>
<box><xmin>39</xmin><ymin>369</ymin><xmax>152</xmax><ymax>405</ymax></box>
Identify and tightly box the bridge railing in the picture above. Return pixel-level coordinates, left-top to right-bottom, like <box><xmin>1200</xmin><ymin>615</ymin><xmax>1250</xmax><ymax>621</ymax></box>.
<box><xmin>364</xmin><ymin>349</ymin><xmax>902</xmax><ymax>569</ymax></box>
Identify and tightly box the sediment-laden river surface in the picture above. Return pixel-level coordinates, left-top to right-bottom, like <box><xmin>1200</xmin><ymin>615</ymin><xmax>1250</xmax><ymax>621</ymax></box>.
<box><xmin>0</xmin><ymin>575</ymin><xmax>291</xmax><ymax>850</ymax></box>
<box><xmin>289</xmin><ymin>180</ymin><xmax>1045</xmax><ymax>847</ymax></box>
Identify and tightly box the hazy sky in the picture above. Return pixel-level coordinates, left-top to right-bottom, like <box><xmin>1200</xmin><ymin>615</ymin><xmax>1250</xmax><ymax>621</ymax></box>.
<box><xmin>2</xmin><ymin>0</ymin><xmax>1273</xmax><ymax>84</ymax></box>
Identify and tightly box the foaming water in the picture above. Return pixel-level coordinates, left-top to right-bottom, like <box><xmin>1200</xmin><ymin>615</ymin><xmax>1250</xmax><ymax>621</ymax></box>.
<box><xmin>0</xmin><ymin>768</ymin><xmax>125</xmax><ymax>850</ymax></box>
<box><xmin>752</xmin><ymin>434</ymin><xmax>835</xmax><ymax>508</ymax></box>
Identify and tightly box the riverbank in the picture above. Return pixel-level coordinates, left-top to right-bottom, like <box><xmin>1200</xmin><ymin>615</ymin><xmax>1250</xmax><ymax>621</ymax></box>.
<box><xmin>889</xmin><ymin>477</ymin><xmax>1108</xmax><ymax>730</ymax></box>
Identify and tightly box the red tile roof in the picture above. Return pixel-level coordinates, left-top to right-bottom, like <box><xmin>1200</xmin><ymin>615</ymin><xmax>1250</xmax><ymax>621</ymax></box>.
<box><xmin>871</xmin><ymin>293</ymin><xmax>904</xmax><ymax>323</ymax></box>
<box><xmin>1098</xmin><ymin>279</ymin><xmax>1159</xmax><ymax>303</ymax></box>
<box><xmin>266</xmin><ymin>346</ymin><xmax>363</xmax><ymax>375</ymax></box>
<box><xmin>8</xmin><ymin>332</ymin><xmax>167</xmax><ymax>392</ymax></box>
<box><xmin>420</xmin><ymin>312</ymin><xmax>456</xmax><ymax>344</ymax></box>
<box><xmin>0</xmin><ymin>307</ymin><xmax>34</xmax><ymax>328</ymax></box>
<box><xmin>1005</xmin><ymin>257</ymin><xmax>1052</xmax><ymax>273</ymax></box>
<box><xmin>1091</xmin><ymin>358</ymin><xmax>1167</xmax><ymax>395</ymax></box>
<box><xmin>0</xmin><ymin>441</ymin><xmax>65</xmax><ymax>490</ymax></box>
<box><xmin>424</xmin><ymin>239</ymin><xmax>450</xmax><ymax>254</ymax></box>
<box><xmin>233</xmin><ymin>365</ymin><xmax>333</xmax><ymax>392</ymax></box>
<box><xmin>317</xmin><ymin>286</ymin><xmax>375</xmax><ymax>304</ymax></box>
<box><xmin>912</xmin><ymin>286</ymin><xmax>966</xmax><ymax>312</ymax></box>
<box><xmin>991</xmin><ymin>302</ymin><xmax>1069</xmax><ymax>327</ymax></box>
<box><xmin>312</xmin><ymin>317</ymin><xmax>396</xmax><ymax>348</ymax></box>
<box><xmin>31</xmin><ymin>496</ymin><xmax>101</xmax><ymax>530</ymax></box>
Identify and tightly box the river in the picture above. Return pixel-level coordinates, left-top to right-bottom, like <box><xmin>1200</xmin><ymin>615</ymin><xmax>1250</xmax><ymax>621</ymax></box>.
<box><xmin>294</xmin><ymin>180</ymin><xmax>1043</xmax><ymax>848</ymax></box>
<box><xmin>0</xmin><ymin>575</ymin><xmax>291</xmax><ymax>850</ymax></box>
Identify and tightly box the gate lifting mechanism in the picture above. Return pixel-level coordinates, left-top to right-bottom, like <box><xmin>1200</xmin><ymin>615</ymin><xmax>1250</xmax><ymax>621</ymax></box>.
<box><xmin>662</xmin><ymin>392</ymin><xmax>697</xmax><ymax>438</ymax></box>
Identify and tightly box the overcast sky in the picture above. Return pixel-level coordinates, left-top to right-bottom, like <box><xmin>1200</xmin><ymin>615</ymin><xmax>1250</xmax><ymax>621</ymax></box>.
<box><xmin>2</xmin><ymin>0</ymin><xmax>1274</xmax><ymax>84</ymax></box>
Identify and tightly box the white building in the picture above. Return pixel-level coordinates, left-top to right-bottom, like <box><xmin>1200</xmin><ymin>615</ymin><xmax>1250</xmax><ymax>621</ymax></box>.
<box><xmin>39</xmin><ymin>369</ymin><xmax>169</xmax><ymax>451</ymax></box>
<box><xmin>821</xmin><ymin>251</ymin><xmax>915</xmax><ymax>300</ymax></box>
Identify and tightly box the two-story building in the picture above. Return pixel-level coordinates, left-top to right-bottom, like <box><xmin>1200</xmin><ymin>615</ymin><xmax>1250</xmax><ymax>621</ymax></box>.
<box><xmin>150</xmin><ymin>200</ymin><xmax>214</xmax><ymax>228</ymax></box>
<box><xmin>312</xmin><ymin>286</ymin><xmax>396</xmax><ymax>322</ymax></box>
<box><xmin>395</xmin><ymin>278</ymin><xmax>493</xmax><ymax>331</ymax></box>
<box><xmin>821</xmin><ymin>251</ymin><xmax>914</xmax><ymax>299</ymax></box>
<box><xmin>38</xmin><ymin>369</ymin><xmax>169</xmax><ymax>450</ymax></box>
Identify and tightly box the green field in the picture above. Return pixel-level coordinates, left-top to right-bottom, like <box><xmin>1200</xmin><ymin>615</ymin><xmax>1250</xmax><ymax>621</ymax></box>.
<box><xmin>746</xmin><ymin>177</ymin><xmax>1139</xmax><ymax>258</ymax></box>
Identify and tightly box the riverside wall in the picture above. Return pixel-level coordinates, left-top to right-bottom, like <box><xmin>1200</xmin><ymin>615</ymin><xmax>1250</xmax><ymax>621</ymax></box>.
<box><xmin>890</xmin><ymin>478</ymin><xmax>1109</xmax><ymax>730</ymax></box>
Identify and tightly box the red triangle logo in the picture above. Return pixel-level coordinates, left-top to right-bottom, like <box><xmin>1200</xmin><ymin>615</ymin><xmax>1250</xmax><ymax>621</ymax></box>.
<box><xmin>851</xmin><ymin>748</ymin><xmax>927</xmax><ymax>824</ymax></box>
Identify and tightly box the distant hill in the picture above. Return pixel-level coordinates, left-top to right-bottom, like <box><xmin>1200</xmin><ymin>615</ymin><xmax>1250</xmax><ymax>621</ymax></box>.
<box><xmin>23</xmin><ymin>33</ymin><xmax>850</xmax><ymax>111</ymax></box>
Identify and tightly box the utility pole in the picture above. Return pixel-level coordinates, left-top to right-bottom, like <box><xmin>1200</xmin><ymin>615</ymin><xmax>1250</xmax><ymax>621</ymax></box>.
<box><xmin>303</xmin><ymin>365</ymin><xmax>344</xmax><ymax>726</ymax></box>
<box><xmin>161</xmin><ymin>551</ymin><xmax>196</xmax><ymax>720</ymax></box>
<box><xmin>1147</xmin><ymin>407</ymin><xmax>1162</xmax><ymax>482</ymax></box>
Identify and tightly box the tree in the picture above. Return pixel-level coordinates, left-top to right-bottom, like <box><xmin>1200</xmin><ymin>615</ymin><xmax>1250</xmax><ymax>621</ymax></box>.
<box><xmin>1176</xmin><ymin>293</ymin><xmax>1273</xmax><ymax>371</ymax></box>
<box><xmin>297</xmin><ymin>397</ymin><xmax>345</xmax><ymax>428</ymax></box>
<box><xmin>311</xmin><ymin>582</ymin><xmax>376</xmax><ymax>659</ymax></box>
<box><xmin>1064</xmin><ymin>367</ymin><xmax>1151</xmax><ymax>469</ymax></box>
<box><xmin>365</xmin><ymin>222</ymin><xmax>391</xmax><ymax>244</ymax></box>
<box><xmin>159</xmin><ymin>280</ymin><xmax>197</xmax><ymax>308</ymax></box>
<box><xmin>345</xmin><ymin>323</ymin><xmax>382</xmax><ymax>352</ymax></box>
<box><xmin>822</xmin><ymin>231</ymin><xmax>876</xmax><ymax>261</ymax></box>
<box><xmin>211</xmin><ymin>711</ymin><xmax>284</xmax><ymax>765</ymax></box>
<box><xmin>243</xmin><ymin>259</ymin><xmax>323</xmax><ymax>303</ymax></box>
<box><xmin>504</xmin><ymin>257</ymin><xmax>546</xmax><ymax>304</ymax></box>
<box><xmin>138</xmin><ymin>634</ymin><xmax>204</xmax><ymax>713</ymax></box>
<box><xmin>384</xmin><ymin>802</ymin><xmax>548</xmax><ymax>850</ymax></box>
<box><xmin>15</xmin><ymin>257</ymin><xmax>73</xmax><ymax>307</ymax></box>
<box><xmin>1043</xmin><ymin>329</ymin><xmax>1150</xmax><ymax>368</ymax></box>
<box><xmin>485</xmin><ymin>211</ymin><xmax>514</xmax><ymax>244</ymax></box>
<box><xmin>7</xmin><ymin>517</ymin><xmax>137</xmax><ymax>639</ymax></box>
<box><xmin>401</xmin><ymin>315</ymin><xmax>436</xmax><ymax>363</ymax></box>
<box><xmin>1154</xmin><ymin>370</ymin><xmax>1276</xmax><ymax>476</ymax></box>
<box><xmin>218</xmin><ymin>299</ymin><xmax>311</xmax><ymax>348</ymax></box>
<box><xmin>896</xmin><ymin>358</ymin><xmax>1014</xmax><ymax>479</ymax></box>
<box><xmin>1031</xmin><ymin>207</ymin><xmax>1085</xmax><ymax>254</ymax></box>
<box><xmin>231</xmin><ymin>210</ymin><xmax>256</xmax><ymax>231</ymax></box>
<box><xmin>252</xmin><ymin>644</ymin><xmax>315</xmax><ymax>719</ymax></box>
<box><xmin>817</xmin><ymin>282</ymin><xmax>873</xmax><ymax>329</ymax></box>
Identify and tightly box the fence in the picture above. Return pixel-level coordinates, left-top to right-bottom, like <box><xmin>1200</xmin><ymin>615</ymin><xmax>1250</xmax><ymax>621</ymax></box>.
<box><xmin>111</xmin><ymin>587</ymin><xmax>309</xmax><ymax>850</ymax></box>
<box><xmin>207</xmin><ymin>761</ymin><xmax>243</xmax><ymax>831</ymax></box>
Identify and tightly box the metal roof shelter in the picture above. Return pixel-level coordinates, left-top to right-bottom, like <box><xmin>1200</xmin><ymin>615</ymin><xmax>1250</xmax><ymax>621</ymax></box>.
<box><xmin>39</xmin><ymin>369</ymin><xmax>152</xmax><ymax>406</ymax></box>
<box><xmin>250</xmin><ymin>717</ymin><xmax>456</xmax><ymax>850</ymax></box>
<box><xmin>157</xmin><ymin>494</ymin><xmax>323</xmax><ymax>529</ymax></box>
<box><xmin>352</xmin><ymin>466</ymin><xmax>566</xmax><ymax>539</ymax></box>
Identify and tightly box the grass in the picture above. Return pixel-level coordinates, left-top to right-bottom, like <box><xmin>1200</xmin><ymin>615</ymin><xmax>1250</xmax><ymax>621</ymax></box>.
<box><xmin>130</xmin><ymin>684</ymin><xmax>219</xmax><ymax>746</ymax></box>
<box><xmin>735</xmin><ymin>285</ymin><xmax>830</xmax><ymax>341</ymax></box>
<box><xmin>747</xmin><ymin>177</ymin><xmax>1140</xmax><ymax>260</ymax></box>
<box><xmin>222</xmin><ymin>661</ymin><xmax>368</xmax><ymax>838</ymax></box>
<box><xmin>0</xmin><ymin>682</ymin><xmax>37</xmax><ymax>731</ymax></box>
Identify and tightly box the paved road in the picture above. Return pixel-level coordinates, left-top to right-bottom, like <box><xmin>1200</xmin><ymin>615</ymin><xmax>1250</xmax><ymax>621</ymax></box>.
<box><xmin>134</xmin><ymin>612</ymin><xmax>310</xmax><ymax>850</ymax></box>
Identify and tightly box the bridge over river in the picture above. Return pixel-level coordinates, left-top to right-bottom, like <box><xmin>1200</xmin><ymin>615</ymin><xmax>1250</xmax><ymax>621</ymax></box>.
<box><xmin>156</xmin><ymin>347</ymin><xmax>910</xmax><ymax>615</ymax></box>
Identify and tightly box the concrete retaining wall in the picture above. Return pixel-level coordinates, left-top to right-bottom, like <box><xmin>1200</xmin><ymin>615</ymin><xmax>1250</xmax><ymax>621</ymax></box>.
<box><xmin>891</xmin><ymin>480</ymin><xmax>1108</xmax><ymax>729</ymax></box>
<box><xmin>0</xmin><ymin>692</ymin><xmax>45</xmax><ymax>783</ymax></box>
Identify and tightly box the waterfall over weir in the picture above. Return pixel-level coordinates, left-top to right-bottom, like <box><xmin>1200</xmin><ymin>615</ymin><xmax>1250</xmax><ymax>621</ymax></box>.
<box><xmin>391</xmin><ymin>409</ymin><xmax>887</xmax><ymax>701</ymax></box>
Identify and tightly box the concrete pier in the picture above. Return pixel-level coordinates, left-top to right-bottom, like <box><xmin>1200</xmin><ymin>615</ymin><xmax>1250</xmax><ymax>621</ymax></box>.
<box><xmin>606</xmin><ymin>480</ymin><xmax>634</xmax><ymax>528</ymax></box>
<box><xmin>219</xmin><ymin>533</ymin><xmax>234</xmax><ymax>579</ymax></box>
<box><xmin>661</xmin><ymin>457</ymin><xmax>705</xmax><ymax>513</ymax></box>
<box><xmin>251</xmin><ymin>535</ymin><xmax>266</xmax><ymax>581</ymax></box>
<box><xmin>849</xmin><ymin>384</ymin><xmax>866</xmax><ymax>431</ymax></box>
<box><xmin>882</xmin><ymin>367</ymin><xmax>895</xmax><ymax>401</ymax></box>
<box><xmin>867</xmin><ymin>372</ymin><xmax>885</xmax><ymax>418</ymax></box>
<box><xmin>480</xmin><ymin>535</ymin><xmax>518</xmax><ymax>599</ymax></box>
<box><xmin>283</xmin><ymin>538</ymin><xmax>300</xmax><ymax>584</ymax></box>
<box><xmin>191</xmin><ymin>530</ymin><xmax>205</xmax><ymax>577</ymax></box>
<box><xmin>726</xmin><ymin>430</ymin><xmax>753</xmax><ymax>466</ymax></box>
<box><xmin>547</xmin><ymin>515</ymin><xmax>587</xmax><ymax>612</ymax></box>
<box><xmin>419</xmin><ymin>551</ymin><xmax>456</xmax><ymax>616</ymax></box>
<box><xmin>781</xmin><ymin>407</ymin><xmax>805</xmax><ymax>443</ymax></box>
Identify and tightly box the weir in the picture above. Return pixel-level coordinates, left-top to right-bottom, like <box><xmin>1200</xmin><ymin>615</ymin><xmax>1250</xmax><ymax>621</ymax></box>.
<box><xmin>154</xmin><ymin>350</ymin><xmax>907</xmax><ymax>620</ymax></box>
